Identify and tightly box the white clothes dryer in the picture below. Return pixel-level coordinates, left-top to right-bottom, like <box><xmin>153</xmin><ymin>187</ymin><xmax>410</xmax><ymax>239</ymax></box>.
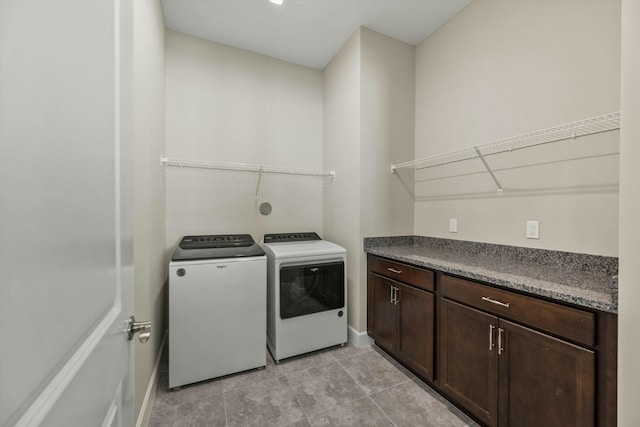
<box><xmin>261</xmin><ymin>232</ymin><xmax>347</xmax><ymax>362</ymax></box>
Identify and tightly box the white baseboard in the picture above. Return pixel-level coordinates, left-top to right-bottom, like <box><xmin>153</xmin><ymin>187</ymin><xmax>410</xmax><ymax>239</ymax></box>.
<box><xmin>136</xmin><ymin>330</ymin><xmax>167</xmax><ymax>427</ymax></box>
<box><xmin>348</xmin><ymin>324</ymin><xmax>374</xmax><ymax>348</ymax></box>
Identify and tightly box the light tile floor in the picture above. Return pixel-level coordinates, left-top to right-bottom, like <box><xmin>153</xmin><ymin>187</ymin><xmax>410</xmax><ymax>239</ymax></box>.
<box><xmin>150</xmin><ymin>344</ymin><xmax>479</xmax><ymax>427</ymax></box>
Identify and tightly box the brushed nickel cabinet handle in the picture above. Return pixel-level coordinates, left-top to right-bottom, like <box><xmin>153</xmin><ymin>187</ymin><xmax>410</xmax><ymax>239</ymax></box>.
<box><xmin>489</xmin><ymin>324</ymin><xmax>495</xmax><ymax>351</ymax></box>
<box><xmin>387</xmin><ymin>268</ymin><xmax>402</xmax><ymax>274</ymax></box>
<box><xmin>482</xmin><ymin>296</ymin><xmax>510</xmax><ymax>308</ymax></box>
<box><xmin>498</xmin><ymin>327</ymin><xmax>504</xmax><ymax>355</ymax></box>
<box><xmin>390</xmin><ymin>285</ymin><xmax>394</xmax><ymax>304</ymax></box>
<box><xmin>394</xmin><ymin>287</ymin><xmax>399</xmax><ymax>305</ymax></box>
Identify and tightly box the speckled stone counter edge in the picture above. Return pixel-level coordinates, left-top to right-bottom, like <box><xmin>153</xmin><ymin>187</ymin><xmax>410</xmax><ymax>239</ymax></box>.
<box><xmin>364</xmin><ymin>235</ymin><xmax>618</xmax><ymax>313</ymax></box>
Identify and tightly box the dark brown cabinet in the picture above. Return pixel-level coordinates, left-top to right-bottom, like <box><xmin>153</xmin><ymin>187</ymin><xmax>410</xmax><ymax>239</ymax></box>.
<box><xmin>396</xmin><ymin>282</ymin><xmax>435</xmax><ymax>380</ymax></box>
<box><xmin>367</xmin><ymin>254</ymin><xmax>615</xmax><ymax>427</ymax></box>
<box><xmin>440</xmin><ymin>299</ymin><xmax>499</xmax><ymax>426</ymax></box>
<box><xmin>498</xmin><ymin>319</ymin><xmax>594</xmax><ymax>427</ymax></box>
<box><xmin>440</xmin><ymin>277</ymin><xmax>595</xmax><ymax>427</ymax></box>
<box><xmin>368</xmin><ymin>273</ymin><xmax>397</xmax><ymax>351</ymax></box>
<box><xmin>367</xmin><ymin>256</ymin><xmax>435</xmax><ymax>381</ymax></box>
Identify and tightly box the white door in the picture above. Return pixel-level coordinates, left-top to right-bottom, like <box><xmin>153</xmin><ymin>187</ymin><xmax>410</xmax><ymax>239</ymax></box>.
<box><xmin>0</xmin><ymin>1</ymin><xmax>136</xmax><ymax>426</ymax></box>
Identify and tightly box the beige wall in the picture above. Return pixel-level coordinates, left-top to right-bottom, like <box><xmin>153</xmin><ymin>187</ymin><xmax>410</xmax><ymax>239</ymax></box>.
<box><xmin>323</xmin><ymin>30</ymin><xmax>362</xmax><ymax>331</ymax></box>
<box><xmin>133</xmin><ymin>0</ymin><xmax>166</xmax><ymax>422</ymax></box>
<box><xmin>360</xmin><ymin>28</ymin><xmax>415</xmax><ymax>238</ymax></box>
<box><xmin>618</xmin><ymin>1</ymin><xmax>640</xmax><ymax>423</ymax></box>
<box><xmin>413</xmin><ymin>0</ymin><xmax>621</xmax><ymax>256</ymax></box>
<box><xmin>359</xmin><ymin>28</ymin><xmax>415</xmax><ymax>330</ymax></box>
<box><xmin>324</xmin><ymin>28</ymin><xmax>415</xmax><ymax>333</ymax></box>
<box><xmin>164</xmin><ymin>31</ymin><xmax>324</xmax><ymax>250</ymax></box>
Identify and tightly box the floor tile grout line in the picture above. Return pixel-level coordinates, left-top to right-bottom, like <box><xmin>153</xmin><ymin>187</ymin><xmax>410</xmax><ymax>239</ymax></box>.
<box><xmin>223</xmin><ymin>375</ymin><xmax>306</xmax><ymax>427</ymax></box>
<box><xmin>376</xmin><ymin>346</ymin><xmax>418</xmax><ymax>379</ymax></box>
<box><xmin>278</xmin><ymin>343</ymin><xmax>374</xmax><ymax>372</ymax></box>
<box><xmin>402</xmin><ymin>377</ymin><xmax>477</xmax><ymax>426</ymax></box>
<box><xmin>279</xmin><ymin>380</ymin><xmax>309</xmax><ymax>427</ymax></box>
<box><xmin>306</xmin><ymin>394</ymin><xmax>395</xmax><ymax>426</ymax></box>
<box><xmin>222</xmin><ymin>385</ymin><xmax>229</xmax><ymax>427</ymax></box>
<box><xmin>280</xmin><ymin>358</ymin><xmax>339</xmax><ymax>376</ymax></box>
<box><xmin>371</xmin><ymin>346</ymin><xmax>418</xmax><ymax>378</ymax></box>
<box><xmin>155</xmin><ymin>379</ymin><xmax>226</xmax><ymax>412</ymax></box>
<box><xmin>409</xmin><ymin>375</ymin><xmax>476</xmax><ymax>422</ymax></box>
<box><xmin>367</xmin><ymin>395</ymin><xmax>398</xmax><ymax>427</ymax></box>
<box><xmin>327</xmin><ymin>345</ymin><xmax>374</xmax><ymax>363</ymax></box>
<box><xmin>221</xmin><ymin>367</ymin><xmax>287</xmax><ymax>397</ymax></box>
<box><xmin>335</xmin><ymin>356</ymin><xmax>368</xmax><ymax>394</ymax></box>
<box><xmin>337</xmin><ymin>352</ymin><xmax>414</xmax><ymax>397</ymax></box>
<box><xmin>290</xmin><ymin>390</ymin><xmax>320</xmax><ymax>423</ymax></box>
<box><xmin>285</xmin><ymin>373</ymin><xmax>313</xmax><ymax>423</ymax></box>
<box><xmin>369</xmin><ymin>378</ymin><xmax>475</xmax><ymax>427</ymax></box>
<box><xmin>286</xmin><ymin>361</ymin><xmax>370</xmax><ymax>420</ymax></box>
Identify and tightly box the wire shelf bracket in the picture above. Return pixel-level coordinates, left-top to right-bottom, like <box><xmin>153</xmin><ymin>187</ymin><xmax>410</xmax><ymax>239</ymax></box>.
<box><xmin>390</xmin><ymin>111</ymin><xmax>620</xmax><ymax>194</ymax></box>
<box><xmin>474</xmin><ymin>147</ymin><xmax>503</xmax><ymax>194</ymax></box>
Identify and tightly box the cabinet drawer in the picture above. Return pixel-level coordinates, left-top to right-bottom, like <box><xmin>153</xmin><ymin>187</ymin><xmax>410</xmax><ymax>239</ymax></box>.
<box><xmin>368</xmin><ymin>255</ymin><xmax>434</xmax><ymax>292</ymax></box>
<box><xmin>440</xmin><ymin>274</ymin><xmax>595</xmax><ymax>347</ymax></box>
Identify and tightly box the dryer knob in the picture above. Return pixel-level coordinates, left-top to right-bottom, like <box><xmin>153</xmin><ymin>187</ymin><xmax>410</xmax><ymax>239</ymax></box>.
<box><xmin>176</xmin><ymin>268</ymin><xmax>186</xmax><ymax>277</ymax></box>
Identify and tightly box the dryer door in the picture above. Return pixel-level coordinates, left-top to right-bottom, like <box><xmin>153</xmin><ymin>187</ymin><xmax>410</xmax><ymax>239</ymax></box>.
<box><xmin>279</xmin><ymin>261</ymin><xmax>344</xmax><ymax>319</ymax></box>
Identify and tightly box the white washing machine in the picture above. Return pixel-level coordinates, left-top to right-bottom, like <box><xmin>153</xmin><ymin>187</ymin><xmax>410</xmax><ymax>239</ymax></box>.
<box><xmin>261</xmin><ymin>232</ymin><xmax>347</xmax><ymax>362</ymax></box>
<box><xmin>169</xmin><ymin>234</ymin><xmax>266</xmax><ymax>389</ymax></box>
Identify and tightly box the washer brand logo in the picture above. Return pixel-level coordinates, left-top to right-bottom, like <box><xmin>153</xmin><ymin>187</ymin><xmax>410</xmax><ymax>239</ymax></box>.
<box><xmin>217</xmin><ymin>265</ymin><xmax>227</xmax><ymax>269</ymax></box>
<box><xmin>310</xmin><ymin>268</ymin><xmax>319</xmax><ymax>272</ymax></box>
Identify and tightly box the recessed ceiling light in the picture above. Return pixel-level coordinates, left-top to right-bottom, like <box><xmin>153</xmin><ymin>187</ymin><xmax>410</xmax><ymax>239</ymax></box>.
<box><xmin>269</xmin><ymin>0</ymin><xmax>284</xmax><ymax>5</ymax></box>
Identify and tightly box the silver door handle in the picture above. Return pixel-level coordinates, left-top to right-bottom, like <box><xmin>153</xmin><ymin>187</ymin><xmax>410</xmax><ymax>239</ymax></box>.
<box><xmin>387</xmin><ymin>268</ymin><xmax>402</xmax><ymax>274</ymax></box>
<box><xmin>498</xmin><ymin>327</ymin><xmax>504</xmax><ymax>355</ymax></box>
<box><xmin>489</xmin><ymin>324</ymin><xmax>495</xmax><ymax>351</ymax></box>
<box><xmin>127</xmin><ymin>316</ymin><xmax>151</xmax><ymax>343</ymax></box>
<box><xmin>482</xmin><ymin>296</ymin><xmax>510</xmax><ymax>308</ymax></box>
<box><xmin>390</xmin><ymin>285</ymin><xmax>394</xmax><ymax>303</ymax></box>
<box><xmin>390</xmin><ymin>286</ymin><xmax>399</xmax><ymax>304</ymax></box>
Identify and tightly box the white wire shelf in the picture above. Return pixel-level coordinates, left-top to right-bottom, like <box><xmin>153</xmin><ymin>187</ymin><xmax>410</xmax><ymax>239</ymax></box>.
<box><xmin>161</xmin><ymin>157</ymin><xmax>335</xmax><ymax>178</ymax></box>
<box><xmin>391</xmin><ymin>112</ymin><xmax>621</xmax><ymax>194</ymax></box>
<box><xmin>392</xmin><ymin>111</ymin><xmax>620</xmax><ymax>172</ymax></box>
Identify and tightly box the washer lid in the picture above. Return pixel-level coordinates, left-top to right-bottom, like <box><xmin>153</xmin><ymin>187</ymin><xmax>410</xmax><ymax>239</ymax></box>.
<box><xmin>171</xmin><ymin>234</ymin><xmax>265</xmax><ymax>261</ymax></box>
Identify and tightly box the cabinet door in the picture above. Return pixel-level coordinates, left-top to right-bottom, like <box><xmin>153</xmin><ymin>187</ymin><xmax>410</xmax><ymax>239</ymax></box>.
<box><xmin>396</xmin><ymin>283</ymin><xmax>434</xmax><ymax>381</ymax></box>
<box><xmin>498</xmin><ymin>319</ymin><xmax>595</xmax><ymax>427</ymax></box>
<box><xmin>440</xmin><ymin>299</ymin><xmax>499</xmax><ymax>427</ymax></box>
<box><xmin>367</xmin><ymin>273</ymin><xmax>397</xmax><ymax>352</ymax></box>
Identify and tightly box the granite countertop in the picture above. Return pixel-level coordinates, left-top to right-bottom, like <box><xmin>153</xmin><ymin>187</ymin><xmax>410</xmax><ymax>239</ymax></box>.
<box><xmin>364</xmin><ymin>236</ymin><xmax>618</xmax><ymax>314</ymax></box>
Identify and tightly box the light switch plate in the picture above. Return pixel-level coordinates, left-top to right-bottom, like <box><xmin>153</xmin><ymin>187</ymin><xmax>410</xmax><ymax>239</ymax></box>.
<box><xmin>449</xmin><ymin>218</ymin><xmax>458</xmax><ymax>233</ymax></box>
<box><xmin>526</xmin><ymin>220</ymin><xmax>540</xmax><ymax>239</ymax></box>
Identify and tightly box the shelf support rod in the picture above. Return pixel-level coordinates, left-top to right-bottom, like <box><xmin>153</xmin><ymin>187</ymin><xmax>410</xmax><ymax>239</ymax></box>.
<box><xmin>255</xmin><ymin>167</ymin><xmax>263</xmax><ymax>200</ymax></box>
<box><xmin>474</xmin><ymin>147</ymin><xmax>503</xmax><ymax>194</ymax></box>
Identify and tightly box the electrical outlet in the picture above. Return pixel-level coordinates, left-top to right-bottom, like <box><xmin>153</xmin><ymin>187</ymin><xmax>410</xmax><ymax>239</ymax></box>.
<box><xmin>449</xmin><ymin>218</ymin><xmax>458</xmax><ymax>233</ymax></box>
<box><xmin>526</xmin><ymin>220</ymin><xmax>539</xmax><ymax>239</ymax></box>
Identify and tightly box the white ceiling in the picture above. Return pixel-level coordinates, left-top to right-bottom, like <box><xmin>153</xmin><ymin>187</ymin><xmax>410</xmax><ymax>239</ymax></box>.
<box><xmin>161</xmin><ymin>0</ymin><xmax>472</xmax><ymax>70</ymax></box>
